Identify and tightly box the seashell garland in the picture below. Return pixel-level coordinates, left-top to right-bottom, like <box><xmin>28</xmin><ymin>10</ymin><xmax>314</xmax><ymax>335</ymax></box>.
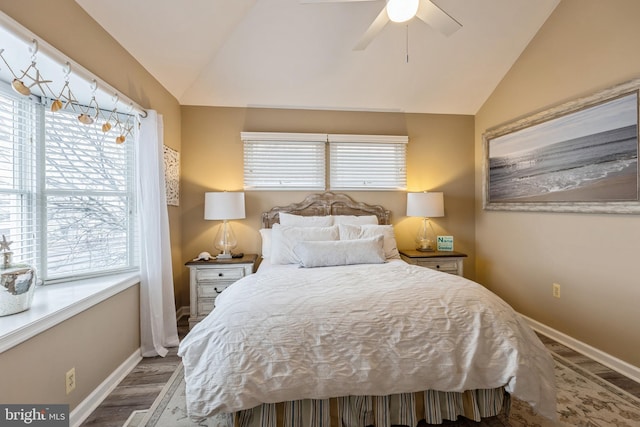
<box><xmin>12</xmin><ymin>79</ymin><xmax>31</xmax><ymax>96</ymax></box>
<box><xmin>77</xmin><ymin>113</ymin><xmax>94</xmax><ymax>125</ymax></box>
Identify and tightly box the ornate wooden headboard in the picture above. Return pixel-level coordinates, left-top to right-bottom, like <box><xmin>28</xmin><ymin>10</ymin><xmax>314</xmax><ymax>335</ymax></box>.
<box><xmin>261</xmin><ymin>192</ymin><xmax>390</xmax><ymax>228</ymax></box>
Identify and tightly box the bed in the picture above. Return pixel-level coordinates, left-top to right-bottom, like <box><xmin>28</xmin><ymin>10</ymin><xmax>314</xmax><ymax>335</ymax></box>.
<box><xmin>178</xmin><ymin>192</ymin><xmax>557</xmax><ymax>426</ymax></box>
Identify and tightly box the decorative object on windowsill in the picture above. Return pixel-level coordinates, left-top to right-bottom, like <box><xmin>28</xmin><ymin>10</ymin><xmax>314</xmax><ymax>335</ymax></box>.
<box><xmin>406</xmin><ymin>191</ymin><xmax>444</xmax><ymax>252</ymax></box>
<box><xmin>204</xmin><ymin>192</ymin><xmax>246</xmax><ymax>259</ymax></box>
<box><xmin>0</xmin><ymin>37</ymin><xmax>142</xmax><ymax>144</ymax></box>
<box><xmin>0</xmin><ymin>235</ymin><xmax>38</xmax><ymax>317</ymax></box>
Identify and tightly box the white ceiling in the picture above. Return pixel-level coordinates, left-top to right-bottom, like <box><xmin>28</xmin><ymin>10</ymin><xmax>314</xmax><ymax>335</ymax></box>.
<box><xmin>75</xmin><ymin>0</ymin><xmax>559</xmax><ymax>115</ymax></box>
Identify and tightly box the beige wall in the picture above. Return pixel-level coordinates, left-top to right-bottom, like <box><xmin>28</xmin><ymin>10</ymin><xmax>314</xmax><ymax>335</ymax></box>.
<box><xmin>0</xmin><ymin>286</ymin><xmax>139</xmax><ymax>407</ymax></box>
<box><xmin>0</xmin><ymin>0</ymin><xmax>182</xmax><ymax>410</ymax></box>
<box><xmin>475</xmin><ymin>0</ymin><xmax>640</xmax><ymax>367</ymax></box>
<box><xmin>180</xmin><ymin>107</ymin><xmax>476</xmax><ymax>295</ymax></box>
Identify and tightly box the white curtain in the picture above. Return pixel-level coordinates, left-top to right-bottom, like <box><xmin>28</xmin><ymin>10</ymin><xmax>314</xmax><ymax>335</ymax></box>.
<box><xmin>137</xmin><ymin>110</ymin><xmax>180</xmax><ymax>357</ymax></box>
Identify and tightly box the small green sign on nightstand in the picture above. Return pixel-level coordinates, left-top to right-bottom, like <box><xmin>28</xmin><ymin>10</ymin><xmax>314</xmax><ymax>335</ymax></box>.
<box><xmin>437</xmin><ymin>236</ymin><xmax>454</xmax><ymax>251</ymax></box>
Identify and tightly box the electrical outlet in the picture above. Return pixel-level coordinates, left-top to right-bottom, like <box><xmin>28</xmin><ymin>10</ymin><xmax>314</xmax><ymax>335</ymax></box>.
<box><xmin>552</xmin><ymin>283</ymin><xmax>561</xmax><ymax>299</ymax></box>
<box><xmin>66</xmin><ymin>367</ymin><xmax>76</xmax><ymax>395</ymax></box>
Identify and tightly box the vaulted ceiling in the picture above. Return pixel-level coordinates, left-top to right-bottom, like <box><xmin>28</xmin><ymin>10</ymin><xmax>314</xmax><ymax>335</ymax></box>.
<box><xmin>75</xmin><ymin>0</ymin><xmax>559</xmax><ymax>114</ymax></box>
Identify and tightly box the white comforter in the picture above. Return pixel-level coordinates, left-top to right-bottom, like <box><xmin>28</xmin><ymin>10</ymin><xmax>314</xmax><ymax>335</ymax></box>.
<box><xmin>178</xmin><ymin>261</ymin><xmax>557</xmax><ymax>421</ymax></box>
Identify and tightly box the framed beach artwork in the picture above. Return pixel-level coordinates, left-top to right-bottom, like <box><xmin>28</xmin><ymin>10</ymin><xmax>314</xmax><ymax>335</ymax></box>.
<box><xmin>483</xmin><ymin>78</ymin><xmax>640</xmax><ymax>214</ymax></box>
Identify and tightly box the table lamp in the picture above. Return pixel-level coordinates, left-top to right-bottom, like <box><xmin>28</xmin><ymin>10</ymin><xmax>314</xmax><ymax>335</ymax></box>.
<box><xmin>406</xmin><ymin>191</ymin><xmax>444</xmax><ymax>252</ymax></box>
<box><xmin>204</xmin><ymin>192</ymin><xmax>246</xmax><ymax>259</ymax></box>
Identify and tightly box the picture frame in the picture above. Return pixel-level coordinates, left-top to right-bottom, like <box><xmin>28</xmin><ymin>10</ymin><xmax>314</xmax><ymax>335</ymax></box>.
<box><xmin>483</xmin><ymin>78</ymin><xmax>640</xmax><ymax>214</ymax></box>
<box><xmin>163</xmin><ymin>145</ymin><xmax>180</xmax><ymax>206</ymax></box>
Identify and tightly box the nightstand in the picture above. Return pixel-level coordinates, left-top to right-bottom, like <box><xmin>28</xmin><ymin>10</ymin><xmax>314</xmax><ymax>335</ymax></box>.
<box><xmin>185</xmin><ymin>254</ymin><xmax>258</xmax><ymax>329</ymax></box>
<box><xmin>399</xmin><ymin>249</ymin><xmax>467</xmax><ymax>276</ymax></box>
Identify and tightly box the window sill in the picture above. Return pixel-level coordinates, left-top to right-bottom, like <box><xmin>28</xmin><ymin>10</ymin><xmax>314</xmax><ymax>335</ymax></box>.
<box><xmin>0</xmin><ymin>272</ymin><xmax>140</xmax><ymax>354</ymax></box>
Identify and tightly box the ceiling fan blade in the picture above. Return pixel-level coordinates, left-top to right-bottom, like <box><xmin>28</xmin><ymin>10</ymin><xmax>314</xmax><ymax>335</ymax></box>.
<box><xmin>353</xmin><ymin>7</ymin><xmax>390</xmax><ymax>50</ymax></box>
<box><xmin>415</xmin><ymin>0</ymin><xmax>462</xmax><ymax>37</ymax></box>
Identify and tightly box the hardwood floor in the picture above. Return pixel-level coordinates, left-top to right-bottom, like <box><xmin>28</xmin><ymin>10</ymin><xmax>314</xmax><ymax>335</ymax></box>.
<box><xmin>80</xmin><ymin>318</ymin><xmax>188</xmax><ymax>427</ymax></box>
<box><xmin>80</xmin><ymin>319</ymin><xmax>640</xmax><ymax>426</ymax></box>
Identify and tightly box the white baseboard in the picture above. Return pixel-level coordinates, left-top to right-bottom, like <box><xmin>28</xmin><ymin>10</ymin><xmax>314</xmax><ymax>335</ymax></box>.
<box><xmin>521</xmin><ymin>314</ymin><xmax>640</xmax><ymax>384</ymax></box>
<box><xmin>70</xmin><ymin>349</ymin><xmax>142</xmax><ymax>427</ymax></box>
<box><xmin>176</xmin><ymin>305</ymin><xmax>189</xmax><ymax>321</ymax></box>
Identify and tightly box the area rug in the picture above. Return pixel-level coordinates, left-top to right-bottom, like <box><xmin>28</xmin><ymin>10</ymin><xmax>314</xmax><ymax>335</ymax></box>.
<box><xmin>129</xmin><ymin>353</ymin><xmax>640</xmax><ymax>427</ymax></box>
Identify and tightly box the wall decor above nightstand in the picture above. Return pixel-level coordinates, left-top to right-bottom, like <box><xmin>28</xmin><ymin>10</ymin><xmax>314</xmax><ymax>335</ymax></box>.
<box><xmin>185</xmin><ymin>254</ymin><xmax>258</xmax><ymax>329</ymax></box>
<box><xmin>399</xmin><ymin>249</ymin><xmax>467</xmax><ymax>276</ymax></box>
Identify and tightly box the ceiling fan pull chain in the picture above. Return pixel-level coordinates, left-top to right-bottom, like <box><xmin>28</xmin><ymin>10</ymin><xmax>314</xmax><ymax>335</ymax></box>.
<box><xmin>406</xmin><ymin>24</ymin><xmax>410</xmax><ymax>63</ymax></box>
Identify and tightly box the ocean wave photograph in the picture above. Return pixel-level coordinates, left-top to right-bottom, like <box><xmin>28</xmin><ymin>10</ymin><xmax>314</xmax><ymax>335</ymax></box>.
<box><xmin>487</xmin><ymin>92</ymin><xmax>639</xmax><ymax>203</ymax></box>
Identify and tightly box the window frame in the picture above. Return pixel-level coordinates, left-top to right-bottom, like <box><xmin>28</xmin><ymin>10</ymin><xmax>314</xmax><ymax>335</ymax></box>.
<box><xmin>0</xmin><ymin>82</ymin><xmax>138</xmax><ymax>284</ymax></box>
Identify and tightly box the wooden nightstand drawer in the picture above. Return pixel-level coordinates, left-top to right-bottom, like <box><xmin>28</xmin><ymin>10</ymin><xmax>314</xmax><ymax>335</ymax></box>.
<box><xmin>399</xmin><ymin>250</ymin><xmax>467</xmax><ymax>277</ymax></box>
<box><xmin>197</xmin><ymin>267</ymin><xmax>245</xmax><ymax>281</ymax></box>
<box><xmin>416</xmin><ymin>259</ymin><xmax>459</xmax><ymax>273</ymax></box>
<box><xmin>198</xmin><ymin>282</ymin><xmax>232</xmax><ymax>298</ymax></box>
<box><xmin>197</xmin><ymin>298</ymin><xmax>215</xmax><ymax>316</ymax></box>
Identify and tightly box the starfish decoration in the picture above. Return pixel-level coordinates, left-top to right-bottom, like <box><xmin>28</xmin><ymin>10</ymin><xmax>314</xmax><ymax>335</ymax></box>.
<box><xmin>23</xmin><ymin>65</ymin><xmax>54</xmax><ymax>97</ymax></box>
<box><xmin>0</xmin><ymin>235</ymin><xmax>13</xmax><ymax>252</ymax></box>
<box><xmin>58</xmin><ymin>82</ymin><xmax>79</xmax><ymax>111</ymax></box>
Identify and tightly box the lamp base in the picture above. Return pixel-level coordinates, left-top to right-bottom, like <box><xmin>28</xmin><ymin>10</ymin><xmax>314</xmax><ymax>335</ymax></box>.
<box><xmin>216</xmin><ymin>253</ymin><xmax>232</xmax><ymax>259</ymax></box>
<box><xmin>416</xmin><ymin>247</ymin><xmax>435</xmax><ymax>252</ymax></box>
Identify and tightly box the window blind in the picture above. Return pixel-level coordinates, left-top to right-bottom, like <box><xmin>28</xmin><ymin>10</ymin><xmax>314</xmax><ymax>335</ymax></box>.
<box><xmin>0</xmin><ymin>86</ymin><xmax>37</xmax><ymax>267</ymax></box>
<box><xmin>43</xmin><ymin>107</ymin><xmax>137</xmax><ymax>280</ymax></box>
<box><xmin>329</xmin><ymin>134</ymin><xmax>407</xmax><ymax>190</ymax></box>
<box><xmin>242</xmin><ymin>132</ymin><xmax>326</xmax><ymax>190</ymax></box>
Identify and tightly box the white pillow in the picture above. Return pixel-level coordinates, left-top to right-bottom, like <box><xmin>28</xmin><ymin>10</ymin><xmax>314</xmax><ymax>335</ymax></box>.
<box><xmin>331</xmin><ymin>215</ymin><xmax>378</xmax><ymax>225</ymax></box>
<box><xmin>294</xmin><ymin>235</ymin><xmax>385</xmax><ymax>268</ymax></box>
<box><xmin>259</xmin><ymin>229</ymin><xmax>272</xmax><ymax>259</ymax></box>
<box><xmin>337</xmin><ymin>224</ymin><xmax>400</xmax><ymax>260</ymax></box>
<box><xmin>279</xmin><ymin>212</ymin><xmax>333</xmax><ymax>227</ymax></box>
<box><xmin>270</xmin><ymin>224</ymin><xmax>339</xmax><ymax>265</ymax></box>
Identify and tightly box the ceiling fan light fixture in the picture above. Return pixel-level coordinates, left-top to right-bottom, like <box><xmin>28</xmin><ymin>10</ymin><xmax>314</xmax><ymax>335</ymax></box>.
<box><xmin>386</xmin><ymin>0</ymin><xmax>419</xmax><ymax>23</ymax></box>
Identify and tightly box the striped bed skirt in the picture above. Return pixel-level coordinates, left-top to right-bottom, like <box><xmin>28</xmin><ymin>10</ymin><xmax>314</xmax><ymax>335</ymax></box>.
<box><xmin>220</xmin><ymin>388</ymin><xmax>510</xmax><ymax>427</ymax></box>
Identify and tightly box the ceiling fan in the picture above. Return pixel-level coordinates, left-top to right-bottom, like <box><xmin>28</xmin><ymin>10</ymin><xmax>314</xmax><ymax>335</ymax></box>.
<box><xmin>301</xmin><ymin>0</ymin><xmax>462</xmax><ymax>50</ymax></box>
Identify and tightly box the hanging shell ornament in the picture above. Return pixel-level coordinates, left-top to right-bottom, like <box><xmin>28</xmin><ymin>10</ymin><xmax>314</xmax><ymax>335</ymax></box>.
<box><xmin>115</xmin><ymin>135</ymin><xmax>126</xmax><ymax>144</ymax></box>
<box><xmin>78</xmin><ymin>113</ymin><xmax>94</xmax><ymax>125</ymax></box>
<box><xmin>50</xmin><ymin>99</ymin><xmax>63</xmax><ymax>112</ymax></box>
<box><xmin>12</xmin><ymin>79</ymin><xmax>31</xmax><ymax>96</ymax></box>
<box><xmin>101</xmin><ymin>122</ymin><xmax>112</xmax><ymax>132</ymax></box>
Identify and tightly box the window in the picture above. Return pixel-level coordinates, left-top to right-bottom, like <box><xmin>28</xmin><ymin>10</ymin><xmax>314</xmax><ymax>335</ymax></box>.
<box><xmin>329</xmin><ymin>134</ymin><xmax>407</xmax><ymax>190</ymax></box>
<box><xmin>0</xmin><ymin>84</ymin><xmax>138</xmax><ymax>283</ymax></box>
<box><xmin>242</xmin><ymin>132</ymin><xmax>326</xmax><ymax>190</ymax></box>
<box><xmin>241</xmin><ymin>132</ymin><xmax>407</xmax><ymax>191</ymax></box>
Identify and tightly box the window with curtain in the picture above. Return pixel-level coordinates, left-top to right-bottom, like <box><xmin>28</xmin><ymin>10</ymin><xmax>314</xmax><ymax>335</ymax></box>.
<box><xmin>329</xmin><ymin>134</ymin><xmax>407</xmax><ymax>190</ymax></box>
<box><xmin>0</xmin><ymin>84</ymin><xmax>138</xmax><ymax>283</ymax></box>
<box><xmin>242</xmin><ymin>132</ymin><xmax>326</xmax><ymax>190</ymax></box>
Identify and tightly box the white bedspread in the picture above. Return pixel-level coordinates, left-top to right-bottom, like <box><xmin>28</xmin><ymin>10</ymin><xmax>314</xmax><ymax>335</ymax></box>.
<box><xmin>178</xmin><ymin>261</ymin><xmax>557</xmax><ymax>421</ymax></box>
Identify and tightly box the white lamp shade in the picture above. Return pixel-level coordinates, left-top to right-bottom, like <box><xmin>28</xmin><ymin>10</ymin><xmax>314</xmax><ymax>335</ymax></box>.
<box><xmin>204</xmin><ymin>192</ymin><xmax>246</xmax><ymax>220</ymax></box>
<box><xmin>387</xmin><ymin>0</ymin><xmax>420</xmax><ymax>23</ymax></box>
<box><xmin>406</xmin><ymin>192</ymin><xmax>444</xmax><ymax>218</ymax></box>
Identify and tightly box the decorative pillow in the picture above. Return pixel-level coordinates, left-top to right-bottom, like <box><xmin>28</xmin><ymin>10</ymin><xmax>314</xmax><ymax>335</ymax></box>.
<box><xmin>259</xmin><ymin>229</ymin><xmax>272</xmax><ymax>259</ymax></box>
<box><xmin>337</xmin><ymin>224</ymin><xmax>400</xmax><ymax>260</ymax></box>
<box><xmin>279</xmin><ymin>212</ymin><xmax>333</xmax><ymax>227</ymax></box>
<box><xmin>270</xmin><ymin>224</ymin><xmax>339</xmax><ymax>265</ymax></box>
<box><xmin>330</xmin><ymin>215</ymin><xmax>379</xmax><ymax>225</ymax></box>
<box><xmin>294</xmin><ymin>236</ymin><xmax>385</xmax><ymax>268</ymax></box>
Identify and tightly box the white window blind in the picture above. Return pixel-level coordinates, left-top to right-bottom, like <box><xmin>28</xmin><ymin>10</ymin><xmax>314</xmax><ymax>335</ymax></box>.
<box><xmin>0</xmin><ymin>82</ymin><xmax>137</xmax><ymax>283</ymax></box>
<box><xmin>329</xmin><ymin>134</ymin><xmax>407</xmax><ymax>190</ymax></box>
<box><xmin>242</xmin><ymin>132</ymin><xmax>326</xmax><ymax>190</ymax></box>
<box><xmin>0</xmin><ymin>86</ymin><xmax>37</xmax><ymax>267</ymax></box>
<box><xmin>43</xmin><ymin>106</ymin><xmax>137</xmax><ymax>280</ymax></box>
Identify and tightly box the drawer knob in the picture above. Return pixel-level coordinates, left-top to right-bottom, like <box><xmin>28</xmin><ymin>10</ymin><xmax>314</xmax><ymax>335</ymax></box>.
<box><xmin>218</xmin><ymin>273</ymin><xmax>224</xmax><ymax>277</ymax></box>
<box><xmin>214</xmin><ymin>287</ymin><xmax>223</xmax><ymax>294</ymax></box>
